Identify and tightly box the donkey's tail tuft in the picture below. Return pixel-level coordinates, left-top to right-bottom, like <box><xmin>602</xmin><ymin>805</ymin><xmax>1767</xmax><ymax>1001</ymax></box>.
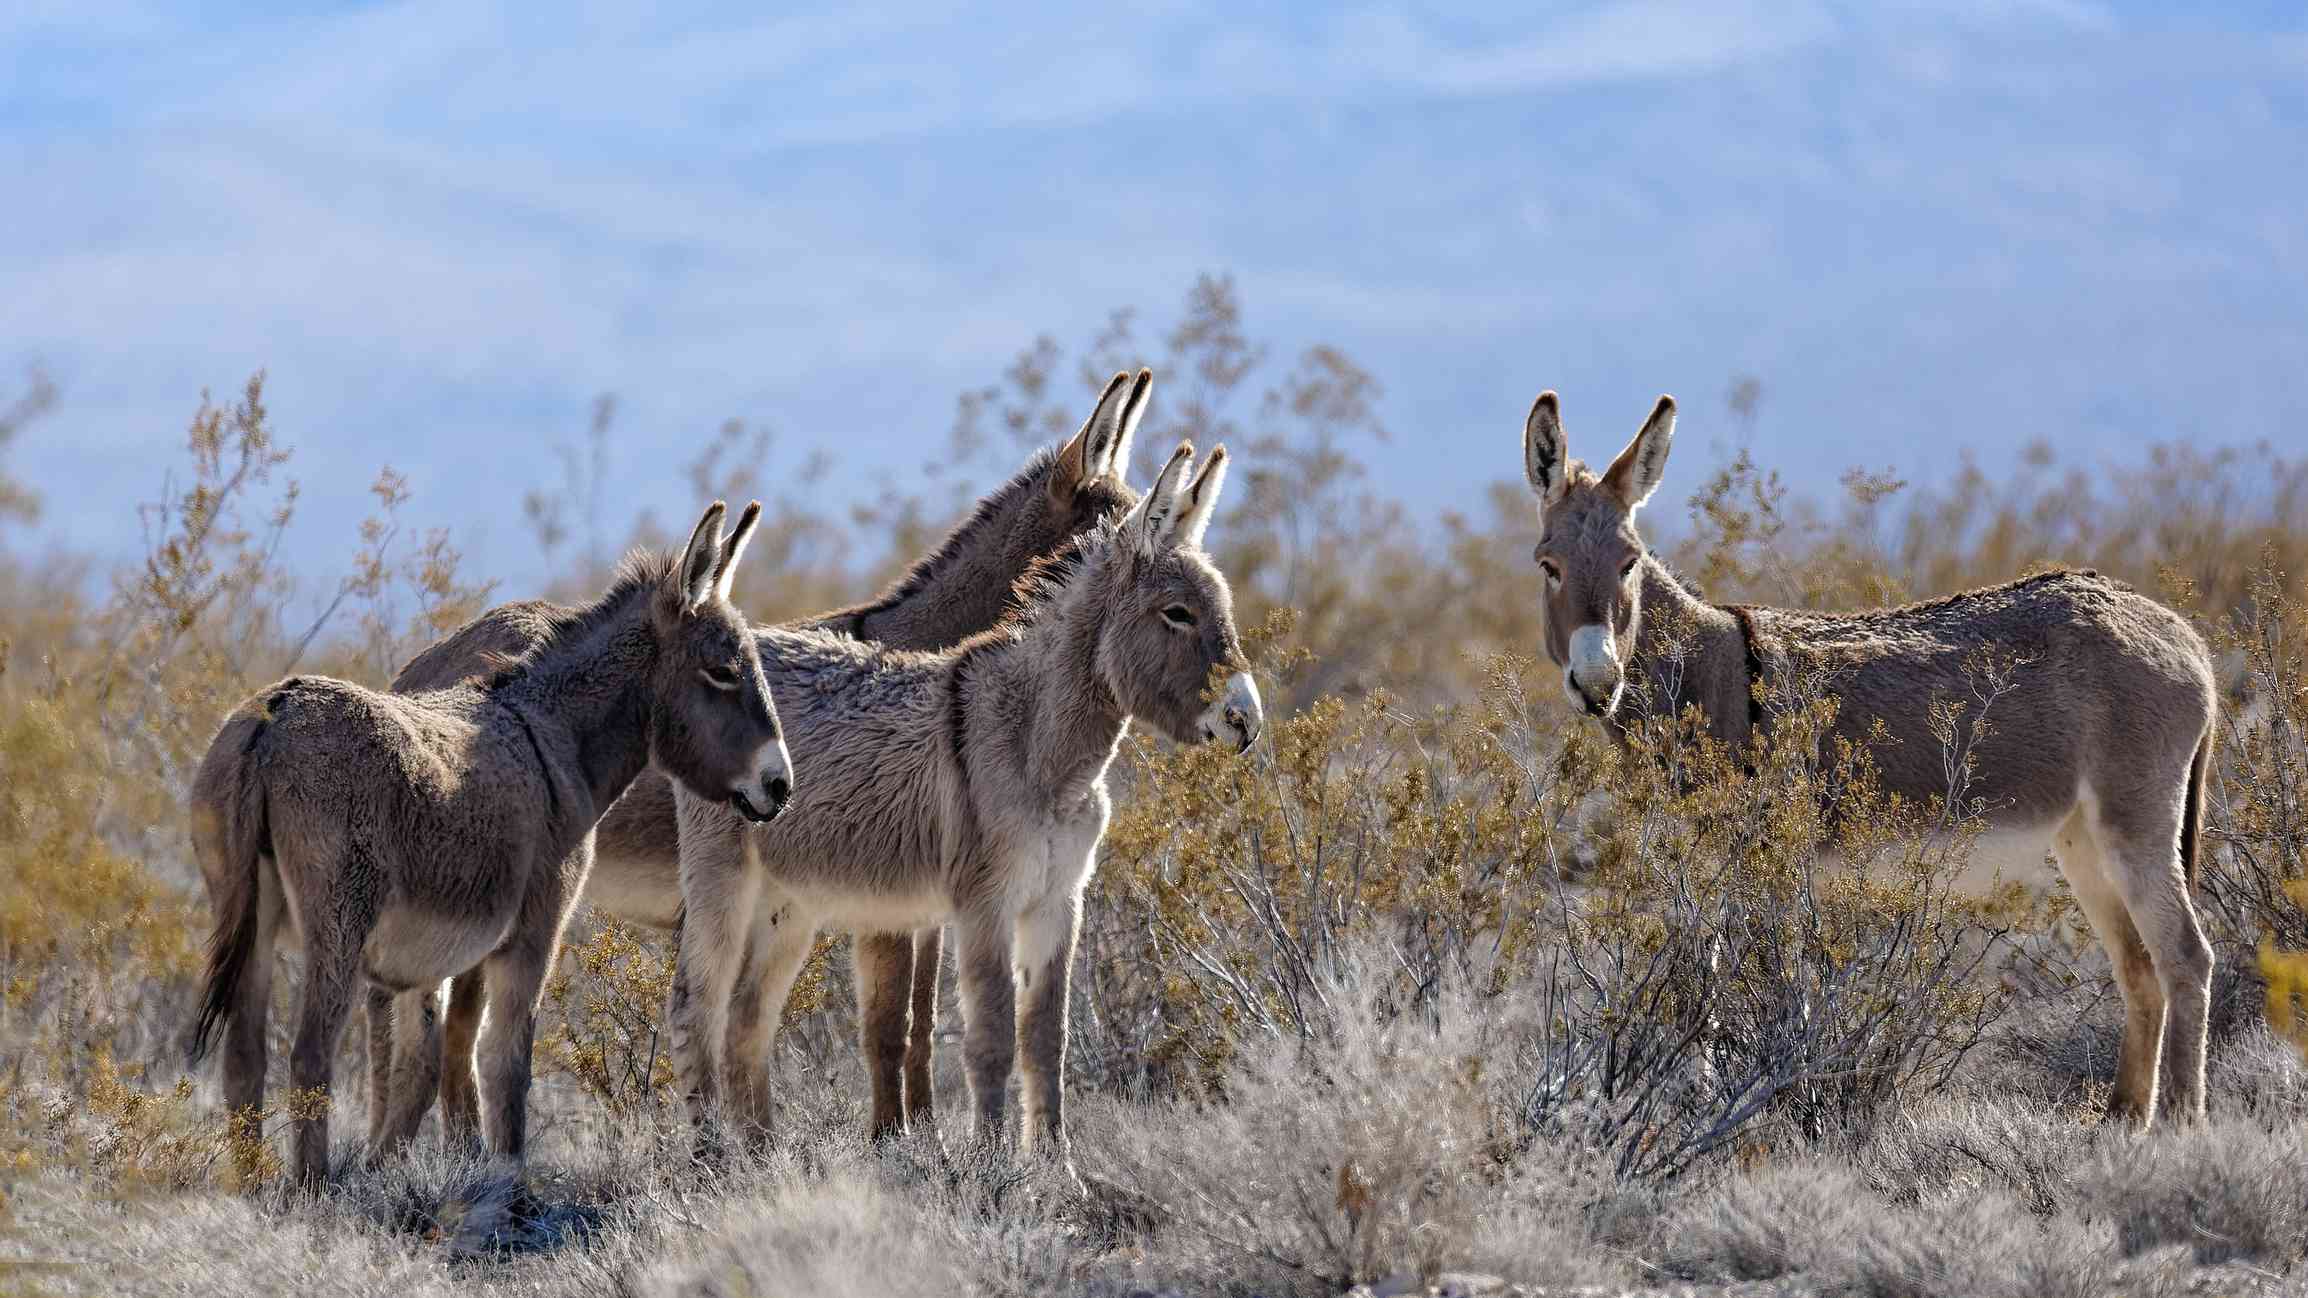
<box><xmin>2180</xmin><ymin>714</ymin><xmax>2215</xmax><ymax>893</ymax></box>
<box><xmin>186</xmin><ymin>702</ymin><xmax>273</xmax><ymax>1067</ymax></box>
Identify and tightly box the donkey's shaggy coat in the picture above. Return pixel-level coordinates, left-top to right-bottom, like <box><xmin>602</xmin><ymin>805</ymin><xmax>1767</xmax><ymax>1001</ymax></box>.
<box><xmin>1523</xmin><ymin>392</ymin><xmax>2220</xmax><ymax>1125</ymax></box>
<box><xmin>187</xmin><ymin>503</ymin><xmax>790</xmax><ymax>1184</ymax></box>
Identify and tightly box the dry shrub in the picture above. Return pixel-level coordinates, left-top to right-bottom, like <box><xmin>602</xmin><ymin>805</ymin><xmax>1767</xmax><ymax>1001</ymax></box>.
<box><xmin>538</xmin><ymin>919</ymin><xmax>680</xmax><ymax>1116</ymax></box>
<box><xmin>1660</xmin><ymin>1162</ymin><xmax>1876</xmax><ymax>1281</ymax></box>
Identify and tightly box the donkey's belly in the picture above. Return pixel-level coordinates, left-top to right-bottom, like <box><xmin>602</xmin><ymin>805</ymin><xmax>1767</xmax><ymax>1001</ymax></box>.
<box><xmin>790</xmin><ymin>881</ymin><xmax>950</xmax><ymax>934</ymax></box>
<box><xmin>580</xmin><ymin>843</ymin><xmax>683</xmax><ymax>930</ymax></box>
<box><xmin>1818</xmin><ymin>818</ymin><xmax>2065</xmax><ymax>899</ymax></box>
<box><xmin>363</xmin><ymin>906</ymin><xmax>512</xmax><ymax>989</ymax></box>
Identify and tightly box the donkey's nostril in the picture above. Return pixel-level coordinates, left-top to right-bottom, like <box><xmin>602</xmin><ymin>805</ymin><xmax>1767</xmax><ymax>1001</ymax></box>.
<box><xmin>764</xmin><ymin>774</ymin><xmax>791</xmax><ymax>812</ymax></box>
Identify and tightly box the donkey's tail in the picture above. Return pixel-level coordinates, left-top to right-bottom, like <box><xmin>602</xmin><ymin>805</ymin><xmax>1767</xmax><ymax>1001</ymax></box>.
<box><xmin>2180</xmin><ymin>714</ymin><xmax>2215</xmax><ymax>893</ymax></box>
<box><xmin>186</xmin><ymin>698</ymin><xmax>275</xmax><ymax>1067</ymax></box>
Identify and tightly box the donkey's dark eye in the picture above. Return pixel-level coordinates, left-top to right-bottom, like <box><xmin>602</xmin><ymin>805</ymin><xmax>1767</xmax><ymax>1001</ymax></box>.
<box><xmin>700</xmin><ymin>664</ymin><xmax>740</xmax><ymax>690</ymax></box>
<box><xmin>1161</xmin><ymin>604</ymin><xmax>1197</xmax><ymax>629</ymax></box>
<box><xmin>1620</xmin><ymin>557</ymin><xmax>1640</xmax><ymax>581</ymax></box>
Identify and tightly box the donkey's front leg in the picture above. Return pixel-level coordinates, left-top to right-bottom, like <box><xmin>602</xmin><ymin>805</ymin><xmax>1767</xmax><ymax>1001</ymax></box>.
<box><xmin>668</xmin><ymin>803</ymin><xmax>762</xmax><ymax>1139</ymax></box>
<box><xmin>722</xmin><ymin>897</ymin><xmax>816</xmax><ymax>1144</ymax></box>
<box><xmin>363</xmin><ymin>985</ymin><xmax>397</xmax><ymax>1151</ymax></box>
<box><xmin>475</xmin><ymin>848</ymin><xmax>587</xmax><ymax>1167</ymax></box>
<box><xmin>1014</xmin><ymin>889</ymin><xmax>1082</xmax><ymax>1161</ymax></box>
<box><xmin>953</xmin><ymin>908</ymin><xmax>1018</xmax><ymax>1150</ymax></box>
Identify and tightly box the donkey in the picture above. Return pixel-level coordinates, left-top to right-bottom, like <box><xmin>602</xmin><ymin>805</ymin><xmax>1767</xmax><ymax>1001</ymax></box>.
<box><xmin>368</xmin><ymin>373</ymin><xmax>1148</xmax><ymax>1151</ymax></box>
<box><xmin>662</xmin><ymin>437</ymin><xmax>1259</xmax><ymax>1160</ymax></box>
<box><xmin>186</xmin><ymin>501</ymin><xmax>792</xmax><ymax>1184</ymax></box>
<box><xmin>1520</xmin><ymin>391</ymin><xmax>2220</xmax><ymax>1125</ymax></box>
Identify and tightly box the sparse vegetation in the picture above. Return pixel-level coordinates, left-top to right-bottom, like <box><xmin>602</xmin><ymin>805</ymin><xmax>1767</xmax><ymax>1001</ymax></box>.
<box><xmin>3</xmin><ymin>279</ymin><xmax>2306</xmax><ymax>1295</ymax></box>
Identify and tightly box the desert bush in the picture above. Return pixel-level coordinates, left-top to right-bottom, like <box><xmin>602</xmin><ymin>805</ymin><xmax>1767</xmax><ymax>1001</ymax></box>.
<box><xmin>2199</xmin><ymin>557</ymin><xmax>2308</xmax><ymax>1039</ymax></box>
<box><xmin>1083</xmin><ymin>953</ymin><xmax>1517</xmax><ymax>1295</ymax></box>
<box><xmin>2077</xmin><ymin>1117</ymin><xmax>2308</xmax><ymax>1267</ymax></box>
<box><xmin>1660</xmin><ymin>1162</ymin><xmax>1877</xmax><ymax>1281</ymax></box>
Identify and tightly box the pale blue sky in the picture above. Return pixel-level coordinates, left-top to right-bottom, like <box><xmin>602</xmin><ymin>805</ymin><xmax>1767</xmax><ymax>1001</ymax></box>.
<box><xmin>4</xmin><ymin>2</ymin><xmax>2303</xmax><ymax>588</ymax></box>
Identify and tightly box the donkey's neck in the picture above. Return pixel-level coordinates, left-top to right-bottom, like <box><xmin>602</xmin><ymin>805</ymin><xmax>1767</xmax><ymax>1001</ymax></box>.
<box><xmin>1617</xmin><ymin>560</ymin><xmax>1756</xmax><ymax>749</ymax></box>
<box><xmin>493</xmin><ymin>585</ymin><xmax>659</xmax><ymax>817</ymax></box>
<box><xmin>826</xmin><ymin>463</ymin><xmax>1052</xmax><ymax>652</ymax></box>
<box><xmin>972</xmin><ymin>552</ymin><xmax>1128</xmax><ymax>813</ymax></box>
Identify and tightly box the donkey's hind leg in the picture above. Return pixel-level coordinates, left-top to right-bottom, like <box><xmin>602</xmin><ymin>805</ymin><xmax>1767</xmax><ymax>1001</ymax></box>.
<box><xmin>437</xmin><ymin>971</ymin><xmax>485</xmax><ymax>1153</ymax></box>
<box><xmin>289</xmin><ymin>921</ymin><xmax>367</xmax><ymax>1186</ymax></box>
<box><xmin>370</xmin><ymin>984</ymin><xmax>442</xmax><ymax>1159</ymax></box>
<box><xmin>2094</xmin><ymin>790</ymin><xmax>2215</xmax><ymax>1123</ymax></box>
<box><xmin>222</xmin><ymin>865</ymin><xmax>282</xmax><ymax>1176</ymax></box>
<box><xmin>905</xmin><ymin>927</ymin><xmax>943</xmax><ymax>1131</ymax></box>
<box><xmin>2057</xmin><ymin>811</ymin><xmax>2167</xmax><ymax>1125</ymax></box>
<box><xmin>855</xmin><ymin>931</ymin><xmax>915</xmax><ymax>1141</ymax></box>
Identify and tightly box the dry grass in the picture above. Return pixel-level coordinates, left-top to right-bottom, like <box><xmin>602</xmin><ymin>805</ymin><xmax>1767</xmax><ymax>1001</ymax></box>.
<box><xmin>4</xmin><ymin>282</ymin><xmax>2307</xmax><ymax>1295</ymax></box>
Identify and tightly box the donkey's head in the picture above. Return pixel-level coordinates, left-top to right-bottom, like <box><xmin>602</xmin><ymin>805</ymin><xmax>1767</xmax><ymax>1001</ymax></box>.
<box><xmin>1521</xmin><ymin>391</ymin><xmax>1676</xmax><ymax>719</ymax></box>
<box><xmin>650</xmin><ymin>501</ymin><xmax>793</xmax><ymax>823</ymax></box>
<box><xmin>1100</xmin><ymin>442</ymin><xmax>1263</xmax><ymax>752</ymax></box>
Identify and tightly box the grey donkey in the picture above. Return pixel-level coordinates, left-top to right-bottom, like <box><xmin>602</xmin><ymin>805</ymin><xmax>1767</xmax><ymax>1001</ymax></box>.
<box><xmin>1522</xmin><ymin>391</ymin><xmax>2219</xmax><ymax>1126</ymax></box>
<box><xmin>662</xmin><ymin>435</ymin><xmax>1260</xmax><ymax>1162</ymax></box>
<box><xmin>186</xmin><ymin>501</ymin><xmax>792</xmax><ymax>1184</ymax></box>
<box><xmin>368</xmin><ymin>373</ymin><xmax>1149</xmax><ymax>1152</ymax></box>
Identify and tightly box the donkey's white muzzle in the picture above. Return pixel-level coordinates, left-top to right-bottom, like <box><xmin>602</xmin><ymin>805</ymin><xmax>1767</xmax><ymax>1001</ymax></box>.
<box><xmin>730</xmin><ymin>739</ymin><xmax>795</xmax><ymax>824</ymax></box>
<box><xmin>1564</xmin><ymin>624</ymin><xmax>1625</xmax><ymax>718</ymax></box>
<box><xmin>1199</xmin><ymin>673</ymin><xmax>1264</xmax><ymax>753</ymax></box>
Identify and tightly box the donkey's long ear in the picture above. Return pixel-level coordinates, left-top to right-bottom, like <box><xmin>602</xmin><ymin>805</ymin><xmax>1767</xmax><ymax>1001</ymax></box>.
<box><xmin>1107</xmin><ymin>367</ymin><xmax>1152</xmax><ymax>480</ymax></box>
<box><xmin>1053</xmin><ymin>371</ymin><xmax>1135</xmax><ymax>503</ymax></box>
<box><xmin>1124</xmin><ymin>442</ymin><xmax>1196</xmax><ymax>550</ymax></box>
<box><xmin>1170</xmin><ymin>444</ymin><xmax>1228</xmax><ymax>550</ymax></box>
<box><xmin>1601</xmin><ymin>395</ymin><xmax>1676</xmax><ymax>512</ymax></box>
<box><xmin>676</xmin><ymin>501</ymin><xmax>729</xmax><ymax>612</ymax></box>
<box><xmin>1524</xmin><ymin>391</ymin><xmax>1569</xmax><ymax>511</ymax></box>
<box><xmin>708</xmin><ymin>500</ymin><xmax>762</xmax><ymax>604</ymax></box>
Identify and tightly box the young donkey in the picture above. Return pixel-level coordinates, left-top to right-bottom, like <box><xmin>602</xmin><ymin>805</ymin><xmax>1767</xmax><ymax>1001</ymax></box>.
<box><xmin>370</xmin><ymin>374</ymin><xmax>1148</xmax><ymax>1149</ymax></box>
<box><xmin>665</xmin><ymin>435</ymin><xmax>1260</xmax><ymax>1158</ymax></box>
<box><xmin>1522</xmin><ymin>392</ymin><xmax>2220</xmax><ymax>1125</ymax></box>
<box><xmin>187</xmin><ymin>502</ymin><xmax>791</xmax><ymax>1184</ymax></box>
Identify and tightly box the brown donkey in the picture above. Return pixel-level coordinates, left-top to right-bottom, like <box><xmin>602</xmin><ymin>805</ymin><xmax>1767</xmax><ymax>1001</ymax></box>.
<box><xmin>1522</xmin><ymin>392</ymin><xmax>2219</xmax><ymax>1125</ymax></box>
<box><xmin>187</xmin><ymin>502</ymin><xmax>791</xmax><ymax>1184</ymax></box>
<box><xmin>368</xmin><ymin>373</ymin><xmax>1147</xmax><ymax>1151</ymax></box>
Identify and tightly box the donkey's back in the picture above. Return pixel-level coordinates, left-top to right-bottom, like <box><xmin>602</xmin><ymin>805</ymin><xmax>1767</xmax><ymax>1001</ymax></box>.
<box><xmin>1756</xmin><ymin>569</ymin><xmax>2215</xmax><ymax>829</ymax></box>
<box><xmin>394</xmin><ymin>599</ymin><xmax>566</xmax><ymax>692</ymax></box>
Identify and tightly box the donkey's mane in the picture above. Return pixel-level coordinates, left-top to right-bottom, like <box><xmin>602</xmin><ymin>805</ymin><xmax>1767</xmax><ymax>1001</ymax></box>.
<box><xmin>483</xmin><ymin>549</ymin><xmax>675</xmax><ymax>689</ymax></box>
<box><xmin>1001</xmin><ymin>522</ymin><xmax>1106</xmax><ymax>627</ymax></box>
<box><xmin>837</xmin><ymin>446</ymin><xmax>1063</xmax><ymax>623</ymax></box>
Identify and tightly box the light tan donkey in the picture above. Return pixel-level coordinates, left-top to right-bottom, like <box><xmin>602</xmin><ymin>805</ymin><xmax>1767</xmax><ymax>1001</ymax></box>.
<box><xmin>369</xmin><ymin>373</ymin><xmax>1149</xmax><ymax>1151</ymax></box>
<box><xmin>1520</xmin><ymin>391</ymin><xmax>2220</xmax><ymax>1125</ymax></box>
<box><xmin>663</xmin><ymin>436</ymin><xmax>1260</xmax><ymax>1164</ymax></box>
<box><xmin>186</xmin><ymin>502</ymin><xmax>792</xmax><ymax>1184</ymax></box>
